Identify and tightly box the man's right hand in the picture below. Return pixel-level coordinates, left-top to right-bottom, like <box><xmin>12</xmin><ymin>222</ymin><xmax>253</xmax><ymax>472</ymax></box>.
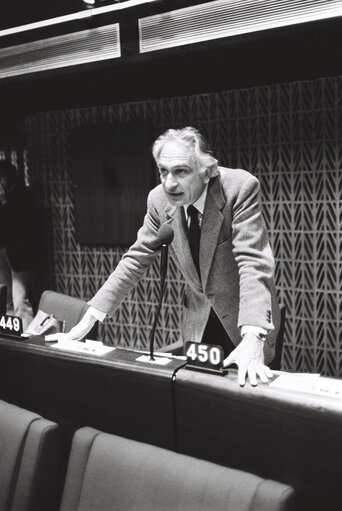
<box><xmin>45</xmin><ymin>309</ymin><xmax>97</xmax><ymax>342</ymax></box>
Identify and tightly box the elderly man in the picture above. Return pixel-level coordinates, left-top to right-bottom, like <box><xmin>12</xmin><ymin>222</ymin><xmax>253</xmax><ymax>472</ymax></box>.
<box><xmin>55</xmin><ymin>127</ymin><xmax>280</xmax><ymax>386</ymax></box>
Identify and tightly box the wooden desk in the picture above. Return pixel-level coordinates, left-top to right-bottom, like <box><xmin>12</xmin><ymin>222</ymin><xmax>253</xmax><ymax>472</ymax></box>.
<box><xmin>0</xmin><ymin>336</ymin><xmax>186</xmax><ymax>451</ymax></box>
<box><xmin>2</xmin><ymin>336</ymin><xmax>341</xmax><ymax>510</ymax></box>
<box><xmin>174</xmin><ymin>368</ymin><xmax>342</xmax><ymax>511</ymax></box>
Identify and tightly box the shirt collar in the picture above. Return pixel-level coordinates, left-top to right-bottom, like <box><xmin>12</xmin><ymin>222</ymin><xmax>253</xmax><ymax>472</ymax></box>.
<box><xmin>184</xmin><ymin>184</ymin><xmax>208</xmax><ymax>217</ymax></box>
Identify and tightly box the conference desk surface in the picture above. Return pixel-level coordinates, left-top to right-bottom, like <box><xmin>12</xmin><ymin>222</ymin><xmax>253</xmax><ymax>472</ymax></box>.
<box><xmin>0</xmin><ymin>335</ymin><xmax>186</xmax><ymax>450</ymax></box>
<box><xmin>0</xmin><ymin>336</ymin><xmax>342</xmax><ymax>510</ymax></box>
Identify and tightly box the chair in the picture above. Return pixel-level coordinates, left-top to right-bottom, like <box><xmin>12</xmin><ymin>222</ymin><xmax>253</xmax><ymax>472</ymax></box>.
<box><xmin>0</xmin><ymin>399</ymin><xmax>62</xmax><ymax>511</ymax></box>
<box><xmin>60</xmin><ymin>427</ymin><xmax>294</xmax><ymax>511</ymax></box>
<box><xmin>157</xmin><ymin>337</ymin><xmax>184</xmax><ymax>355</ymax></box>
<box><xmin>38</xmin><ymin>290</ymin><xmax>98</xmax><ymax>338</ymax></box>
<box><xmin>269</xmin><ymin>304</ymin><xmax>286</xmax><ymax>371</ymax></box>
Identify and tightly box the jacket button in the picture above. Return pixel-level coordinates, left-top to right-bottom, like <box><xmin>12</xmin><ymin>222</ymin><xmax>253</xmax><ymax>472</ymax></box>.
<box><xmin>207</xmin><ymin>293</ymin><xmax>214</xmax><ymax>300</ymax></box>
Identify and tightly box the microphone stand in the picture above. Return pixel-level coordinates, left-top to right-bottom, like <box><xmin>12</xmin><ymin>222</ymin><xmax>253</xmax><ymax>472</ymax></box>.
<box><xmin>149</xmin><ymin>244</ymin><xmax>168</xmax><ymax>361</ymax></box>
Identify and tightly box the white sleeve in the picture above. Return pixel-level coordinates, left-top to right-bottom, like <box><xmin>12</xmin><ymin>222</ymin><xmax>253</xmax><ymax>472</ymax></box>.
<box><xmin>87</xmin><ymin>306</ymin><xmax>107</xmax><ymax>322</ymax></box>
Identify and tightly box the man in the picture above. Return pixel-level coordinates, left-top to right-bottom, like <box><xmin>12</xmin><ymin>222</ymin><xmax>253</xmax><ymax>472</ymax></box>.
<box><xmin>52</xmin><ymin>127</ymin><xmax>280</xmax><ymax>386</ymax></box>
<box><xmin>0</xmin><ymin>161</ymin><xmax>42</xmax><ymax>329</ymax></box>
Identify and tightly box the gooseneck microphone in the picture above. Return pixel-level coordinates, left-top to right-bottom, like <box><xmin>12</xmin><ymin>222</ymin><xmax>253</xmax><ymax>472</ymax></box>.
<box><xmin>149</xmin><ymin>224</ymin><xmax>174</xmax><ymax>361</ymax></box>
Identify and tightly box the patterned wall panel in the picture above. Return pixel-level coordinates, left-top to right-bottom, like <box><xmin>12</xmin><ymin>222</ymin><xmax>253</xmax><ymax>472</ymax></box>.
<box><xmin>26</xmin><ymin>75</ymin><xmax>342</xmax><ymax>376</ymax></box>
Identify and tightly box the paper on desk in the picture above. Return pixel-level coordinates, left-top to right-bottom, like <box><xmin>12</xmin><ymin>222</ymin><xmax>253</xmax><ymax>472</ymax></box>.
<box><xmin>136</xmin><ymin>354</ymin><xmax>172</xmax><ymax>366</ymax></box>
<box><xmin>270</xmin><ymin>372</ymin><xmax>342</xmax><ymax>400</ymax></box>
<box><xmin>311</xmin><ymin>376</ymin><xmax>342</xmax><ymax>399</ymax></box>
<box><xmin>52</xmin><ymin>339</ymin><xmax>115</xmax><ymax>356</ymax></box>
<box><xmin>270</xmin><ymin>372</ymin><xmax>320</xmax><ymax>393</ymax></box>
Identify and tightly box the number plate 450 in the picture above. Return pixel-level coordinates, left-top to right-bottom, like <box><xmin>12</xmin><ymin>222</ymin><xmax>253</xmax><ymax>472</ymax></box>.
<box><xmin>185</xmin><ymin>342</ymin><xmax>226</xmax><ymax>375</ymax></box>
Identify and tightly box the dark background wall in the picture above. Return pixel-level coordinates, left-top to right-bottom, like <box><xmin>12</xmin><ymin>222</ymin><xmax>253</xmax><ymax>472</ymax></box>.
<box><xmin>25</xmin><ymin>74</ymin><xmax>342</xmax><ymax>377</ymax></box>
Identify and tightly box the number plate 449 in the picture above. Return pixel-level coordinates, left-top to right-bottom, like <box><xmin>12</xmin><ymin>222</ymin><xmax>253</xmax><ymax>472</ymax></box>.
<box><xmin>185</xmin><ymin>342</ymin><xmax>226</xmax><ymax>375</ymax></box>
<box><xmin>0</xmin><ymin>315</ymin><xmax>23</xmax><ymax>337</ymax></box>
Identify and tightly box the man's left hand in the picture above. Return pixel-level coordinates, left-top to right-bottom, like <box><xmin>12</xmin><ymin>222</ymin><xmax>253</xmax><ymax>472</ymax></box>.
<box><xmin>223</xmin><ymin>333</ymin><xmax>273</xmax><ymax>386</ymax></box>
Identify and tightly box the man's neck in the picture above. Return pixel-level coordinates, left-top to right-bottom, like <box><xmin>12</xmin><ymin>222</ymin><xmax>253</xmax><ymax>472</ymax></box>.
<box><xmin>184</xmin><ymin>184</ymin><xmax>208</xmax><ymax>215</ymax></box>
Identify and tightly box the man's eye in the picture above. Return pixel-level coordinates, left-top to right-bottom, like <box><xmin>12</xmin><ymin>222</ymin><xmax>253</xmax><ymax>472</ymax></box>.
<box><xmin>176</xmin><ymin>169</ymin><xmax>187</xmax><ymax>176</ymax></box>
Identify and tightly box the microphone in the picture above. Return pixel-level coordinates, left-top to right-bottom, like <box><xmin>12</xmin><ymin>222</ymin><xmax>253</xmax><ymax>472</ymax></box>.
<box><xmin>149</xmin><ymin>224</ymin><xmax>174</xmax><ymax>361</ymax></box>
<box><xmin>157</xmin><ymin>224</ymin><xmax>174</xmax><ymax>283</ymax></box>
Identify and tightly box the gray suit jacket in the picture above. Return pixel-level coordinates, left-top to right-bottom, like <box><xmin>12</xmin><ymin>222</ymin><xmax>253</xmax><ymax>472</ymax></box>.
<box><xmin>89</xmin><ymin>167</ymin><xmax>280</xmax><ymax>363</ymax></box>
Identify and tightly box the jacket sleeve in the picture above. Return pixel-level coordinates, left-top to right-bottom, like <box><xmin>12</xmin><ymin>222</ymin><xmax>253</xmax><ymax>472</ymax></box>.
<box><xmin>88</xmin><ymin>190</ymin><xmax>162</xmax><ymax>317</ymax></box>
<box><xmin>232</xmin><ymin>175</ymin><xmax>275</xmax><ymax>332</ymax></box>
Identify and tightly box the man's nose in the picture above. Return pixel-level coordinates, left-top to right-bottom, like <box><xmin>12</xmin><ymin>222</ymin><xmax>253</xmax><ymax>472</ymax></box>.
<box><xmin>165</xmin><ymin>174</ymin><xmax>178</xmax><ymax>190</ymax></box>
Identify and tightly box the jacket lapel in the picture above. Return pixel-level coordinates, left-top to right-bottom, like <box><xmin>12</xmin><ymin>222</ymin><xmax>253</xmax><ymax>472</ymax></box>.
<box><xmin>164</xmin><ymin>175</ymin><xmax>226</xmax><ymax>290</ymax></box>
<box><xmin>200</xmin><ymin>176</ymin><xmax>226</xmax><ymax>290</ymax></box>
<box><xmin>165</xmin><ymin>204</ymin><xmax>202</xmax><ymax>288</ymax></box>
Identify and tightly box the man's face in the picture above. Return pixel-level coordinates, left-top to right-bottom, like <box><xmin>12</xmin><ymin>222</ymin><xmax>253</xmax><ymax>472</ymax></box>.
<box><xmin>157</xmin><ymin>140</ymin><xmax>210</xmax><ymax>207</ymax></box>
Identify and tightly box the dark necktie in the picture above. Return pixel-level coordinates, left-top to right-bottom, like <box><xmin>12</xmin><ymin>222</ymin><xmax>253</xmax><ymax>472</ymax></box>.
<box><xmin>187</xmin><ymin>204</ymin><xmax>200</xmax><ymax>275</ymax></box>
<box><xmin>187</xmin><ymin>206</ymin><xmax>235</xmax><ymax>357</ymax></box>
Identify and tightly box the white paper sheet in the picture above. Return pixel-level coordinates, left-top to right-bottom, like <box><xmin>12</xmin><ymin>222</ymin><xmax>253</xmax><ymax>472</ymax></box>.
<box><xmin>135</xmin><ymin>354</ymin><xmax>172</xmax><ymax>366</ymax></box>
<box><xmin>270</xmin><ymin>371</ymin><xmax>342</xmax><ymax>400</ymax></box>
<box><xmin>52</xmin><ymin>339</ymin><xmax>115</xmax><ymax>356</ymax></box>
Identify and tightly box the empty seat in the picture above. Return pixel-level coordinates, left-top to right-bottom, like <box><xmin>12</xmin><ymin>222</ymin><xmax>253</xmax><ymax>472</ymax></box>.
<box><xmin>269</xmin><ymin>304</ymin><xmax>286</xmax><ymax>370</ymax></box>
<box><xmin>60</xmin><ymin>427</ymin><xmax>294</xmax><ymax>511</ymax></box>
<box><xmin>36</xmin><ymin>289</ymin><xmax>98</xmax><ymax>338</ymax></box>
<box><xmin>0</xmin><ymin>399</ymin><xmax>61</xmax><ymax>511</ymax></box>
<box><xmin>38</xmin><ymin>290</ymin><xmax>90</xmax><ymax>332</ymax></box>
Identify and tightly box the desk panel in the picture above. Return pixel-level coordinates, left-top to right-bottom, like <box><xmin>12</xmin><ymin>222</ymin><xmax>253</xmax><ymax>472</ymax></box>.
<box><xmin>174</xmin><ymin>369</ymin><xmax>342</xmax><ymax>511</ymax></box>
<box><xmin>3</xmin><ymin>335</ymin><xmax>341</xmax><ymax>510</ymax></box>
<box><xmin>0</xmin><ymin>337</ymin><xmax>185</xmax><ymax>450</ymax></box>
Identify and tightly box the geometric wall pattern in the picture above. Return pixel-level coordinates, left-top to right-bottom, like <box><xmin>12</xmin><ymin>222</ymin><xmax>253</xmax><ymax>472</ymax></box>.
<box><xmin>26</xmin><ymin>75</ymin><xmax>342</xmax><ymax>377</ymax></box>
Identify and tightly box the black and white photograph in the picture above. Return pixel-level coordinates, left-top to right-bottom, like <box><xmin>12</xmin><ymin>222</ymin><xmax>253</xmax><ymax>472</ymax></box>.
<box><xmin>0</xmin><ymin>1</ymin><xmax>341</xmax><ymax>510</ymax></box>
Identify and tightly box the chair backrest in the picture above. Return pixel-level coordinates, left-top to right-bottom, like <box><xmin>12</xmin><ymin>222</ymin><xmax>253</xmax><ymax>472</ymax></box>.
<box><xmin>269</xmin><ymin>304</ymin><xmax>286</xmax><ymax>370</ymax></box>
<box><xmin>38</xmin><ymin>290</ymin><xmax>97</xmax><ymax>337</ymax></box>
<box><xmin>0</xmin><ymin>399</ymin><xmax>61</xmax><ymax>511</ymax></box>
<box><xmin>60</xmin><ymin>427</ymin><xmax>294</xmax><ymax>511</ymax></box>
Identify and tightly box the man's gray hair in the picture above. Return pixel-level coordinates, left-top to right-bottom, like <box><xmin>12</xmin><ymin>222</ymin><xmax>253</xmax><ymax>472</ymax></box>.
<box><xmin>152</xmin><ymin>126</ymin><xmax>219</xmax><ymax>177</ymax></box>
